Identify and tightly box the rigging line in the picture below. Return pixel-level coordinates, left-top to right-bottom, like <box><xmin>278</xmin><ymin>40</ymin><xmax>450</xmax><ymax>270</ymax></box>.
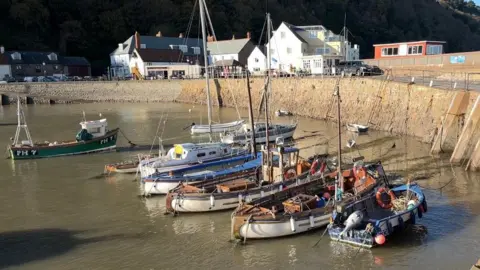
<box><xmin>149</xmin><ymin>111</ymin><xmax>165</xmax><ymax>154</ymax></box>
<box><xmin>177</xmin><ymin>0</ymin><xmax>198</xmax><ymax>63</ymax></box>
<box><xmin>258</xmin><ymin>16</ymin><xmax>267</xmax><ymax>45</ymax></box>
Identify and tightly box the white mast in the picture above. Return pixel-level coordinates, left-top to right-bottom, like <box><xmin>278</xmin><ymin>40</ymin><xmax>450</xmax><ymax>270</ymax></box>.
<box><xmin>12</xmin><ymin>95</ymin><xmax>33</xmax><ymax>146</ymax></box>
<box><xmin>199</xmin><ymin>0</ymin><xmax>213</xmax><ymax>140</ymax></box>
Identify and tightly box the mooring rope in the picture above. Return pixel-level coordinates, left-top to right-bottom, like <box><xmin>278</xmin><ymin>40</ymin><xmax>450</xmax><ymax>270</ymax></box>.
<box><xmin>119</xmin><ymin>129</ymin><xmax>136</xmax><ymax>146</ymax></box>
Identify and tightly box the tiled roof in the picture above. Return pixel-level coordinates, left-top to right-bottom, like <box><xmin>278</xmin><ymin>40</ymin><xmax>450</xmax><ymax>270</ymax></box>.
<box><xmin>62</xmin><ymin>56</ymin><xmax>90</xmax><ymax>66</ymax></box>
<box><xmin>282</xmin><ymin>22</ymin><xmax>308</xmax><ymax>43</ymax></box>
<box><xmin>6</xmin><ymin>51</ymin><xmax>62</xmax><ymax>64</ymax></box>
<box><xmin>207</xmin><ymin>38</ymin><xmax>251</xmax><ymax>55</ymax></box>
<box><xmin>135</xmin><ymin>48</ymin><xmax>184</xmax><ymax>62</ymax></box>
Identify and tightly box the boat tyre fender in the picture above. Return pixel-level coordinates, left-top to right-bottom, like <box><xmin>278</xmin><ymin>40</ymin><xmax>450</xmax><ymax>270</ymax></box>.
<box><xmin>422</xmin><ymin>199</ymin><xmax>428</xmax><ymax>213</ymax></box>
<box><xmin>285</xmin><ymin>168</ymin><xmax>297</xmax><ymax>180</ymax></box>
<box><xmin>375</xmin><ymin>187</ymin><xmax>396</xmax><ymax>209</ymax></box>
<box><xmin>418</xmin><ymin>205</ymin><xmax>423</xmax><ymax>218</ymax></box>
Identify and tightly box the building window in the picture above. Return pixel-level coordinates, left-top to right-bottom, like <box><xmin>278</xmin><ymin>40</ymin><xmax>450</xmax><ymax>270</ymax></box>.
<box><xmin>303</xmin><ymin>60</ymin><xmax>311</xmax><ymax>69</ymax></box>
<box><xmin>192</xmin><ymin>47</ymin><xmax>200</xmax><ymax>55</ymax></box>
<box><xmin>253</xmin><ymin>68</ymin><xmax>260</xmax><ymax>72</ymax></box>
<box><xmin>54</xmin><ymin>65</ymin><xmax>59</xmax><ymax>70</ymax></box>
<box><xmin>381</xmin><ymin>47</ymin><xmax>399</xmax><ymax>56</ymax></box>
<box><xmin>179</xmin><ymin>45</ymin><xmax>188</xmax><ymax>53</ymax></box>
<box><xmin>286</xmin><ymin>47</ymin><xmax>292</xmax><ymax>54</ymax></box>
<box><xmin>35</xmin><ymin>65</ymin><xmax>41</xmax><ymax>73</ymax></box>
<box><xmin>16</xmin><ymin>65</ymin><xmax>22</xmax><ymax>70</ymax></box>
<box><xmin>313</xmin><ymin>59</ymin><xmax>322</xmax><ymax>68</ymax></box>
<box><xmin>427</xmin><ymin>45</ymin><xmax>442</xmax><ymax>55</ymax></box>
<box><xmin>315</xmin><ymin>48</ymin><xmax>330</xmax><ymax>55</ymax></box>
<box><xmin>309</xmin><ymin>31</ymin><xmax>317</xmax><ymax>38</ymax></box>
<box><xmin>12</xmin><ymin>52</ymin><xmax>22</xmax><ymax>60</ymax></box>
<box><xmin>140</xmin><ymin>44</ymin><xmax>146</xmax><ymax>49</ymax></box>
<box><xmin>408</xmin><ymin>45</ymin><xmax>423</xmax><ymax>55</ymax></box>
<box><xmin>281</xmin><ymin>32</ymin><xmax>286</xmax><ymax>39</ymax></box>
<box><xmin>255</xmin><ymin>58</ymin><xmax>259</xmax><ymax>63</ymax></box>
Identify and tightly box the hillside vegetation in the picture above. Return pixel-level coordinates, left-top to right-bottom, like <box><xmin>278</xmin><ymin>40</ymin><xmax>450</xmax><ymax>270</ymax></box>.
<box><xmin>1</xmin><ymin>0</ymin><xmax>480</xmax><ymax>73</ymax></box>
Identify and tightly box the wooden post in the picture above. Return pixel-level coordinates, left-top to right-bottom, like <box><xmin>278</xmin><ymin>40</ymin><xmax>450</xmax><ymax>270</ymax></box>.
<box><xmin>451</xmin><ymin>95</ymin><xmax>480</xmax><ymax>162</ymax></box>
<box><xmin>431</xmin><ymin>91</ymin><xmax>470</xmax><ymax>154</ymax></box>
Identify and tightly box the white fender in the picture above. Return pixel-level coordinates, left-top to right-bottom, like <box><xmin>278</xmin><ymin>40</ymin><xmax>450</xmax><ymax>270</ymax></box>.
<box><xmin>260</xmin><ymin>190</ymin><xmax>265</xmax><ymax>197</ymax></box>
<box><xmin>279</xmin><ymin>184</ymin><xmax>283</xmax><ymax>192</ymax></box>
<box><xmin>210</xmin><ymin>194</ymin><xmax>215</xmax><ymax>207</ymax></box>
<box><xmin>238</xmin><ymin>193</ymin><xmax>243</xmax><ymax>202</ymax></box>
<box><xmin>309</xmin><ymin>215</ymin><xmax>315</xmax><ymax>228</ymax></box>
<box><xmin>290</xmin><ymin>216</ymin><xmax>296</xmax><ymax>232</ymax></box>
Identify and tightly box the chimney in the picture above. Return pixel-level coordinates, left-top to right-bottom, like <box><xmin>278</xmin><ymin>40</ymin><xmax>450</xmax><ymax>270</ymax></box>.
<box><xmin>0</xmin><ymin>45</ymin><xmax>4</xmax><ymax>54</ymax></box>
<box><xmin>156</xmin><ymin>31</ymin><xmax>162</xmax><ymax>37</ymax></box>
<box><xmin>134</xmin><ymin>31</ymin><xmax>140</xmax><ymax>49</ymax></box>
<box><xmin>232</xmin><ymin>34</ymin><xmax>235</xmax><ymax>40</ymax></box>
<box><xmin>246</xmin><ymin>32</ymin><xmax>251</xmax><ymax>40</ymax></box>
<box><xmin>179</xmin><ymin>33</ymin><xmax>184</xmax><ymax>38</ymax></box>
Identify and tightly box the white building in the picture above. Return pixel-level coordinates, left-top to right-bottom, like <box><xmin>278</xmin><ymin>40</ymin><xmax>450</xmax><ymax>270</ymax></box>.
<box><xmin>266</xmin><ymin>22</ymin><xmax>360</xmax><ymax>75</ymax></box>
<box><xmin>206</xmin><ymin>33</ymin><xmax>255</xmax><ymax>67</ymax></box>
<box><xmin>110</xmin><ymin>31</ymin><xmax>203</xmax><ymax>78</ymax></box>
<box><xmin>0</xmin><ymin>46</ymin><xmax>11</xmax><ymax>80</ymax></box>
<box><xmin>247</xmin><ymin>46</ymin><xmax>267</xmax><ymax>75</ymax></box>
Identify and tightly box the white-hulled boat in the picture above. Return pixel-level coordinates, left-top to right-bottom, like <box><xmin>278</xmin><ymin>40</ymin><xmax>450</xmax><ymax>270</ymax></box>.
<box><xmin>138</xmin><ymin>142</ymin><xmax>249</xmax><ymax>178</ymax></box>
<box><xmin>220</xmin><ymin>122</ymin><xmax>297</xmax><ymax>144</ymax></box>
<box><xmin>191</xmin><ymin>120</ymin><xmax>245</xmax><ymax>135</ymax></box>
<box><xmin>165</xmin><ymin>147</ymin><xmax>329</xmax><ymax>213</ymax></box>
<box><xmin>231</xmin><ymin>161</ymin><xmax>382</xmax><ymax>240</ymax></box>
<box><xmin>346</xmin><ymin>123</ymin><xmax>369</xmax><ymax>133</ymax></box>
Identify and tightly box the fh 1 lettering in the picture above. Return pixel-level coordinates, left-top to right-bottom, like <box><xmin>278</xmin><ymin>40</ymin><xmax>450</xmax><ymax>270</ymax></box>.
<box><xmin>100</xmin><ymin>135</ymin><xmax>116</xmax><ymax>145</ymax></box>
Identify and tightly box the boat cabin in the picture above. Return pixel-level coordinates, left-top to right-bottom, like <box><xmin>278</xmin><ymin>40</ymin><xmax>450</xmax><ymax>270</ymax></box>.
<box><xmin>261</xmin><ymin>145</ymin><xmax>302</xmax><ymax>182</ymax></box>
<box><xmin>166</xmin><ymin>143</ymin><xmax>231</xmax><ymax>161</ymax></box>
<box><xmin>80</xmin><ymin>119</ymin><xmax>108</xmax><ymax>138</ymax></box>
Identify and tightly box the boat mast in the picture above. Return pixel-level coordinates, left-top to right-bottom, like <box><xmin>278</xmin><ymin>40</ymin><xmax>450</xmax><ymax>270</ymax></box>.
<box><xmin>265</xmin><ymin>12</ymin><xmax>271</xmax><ymax>150</ymax></box>
<box><xmin>335</xmin><ymin>80</ymin><xmax>343</xmax><ymax>202</ymax></box>
<box><xmin>246</xmin><ymin>71</ymin><xmax>257</xmax><ymax>158</ymax></box>
<box><xmin>12</xmin><ymin>95</ymin><xmax>33</xmax><ymax>146</ymax></box>
<box><xmin>199</xmin><ymin>0</ymin><xmax>213</xmax><ymax>141</ymax></box>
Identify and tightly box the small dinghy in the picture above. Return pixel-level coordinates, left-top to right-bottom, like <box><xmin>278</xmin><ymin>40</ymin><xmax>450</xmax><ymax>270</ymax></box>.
<box><xmin>231</xmin><ymin>161</ymin><xmax>383</xmax><ymax>240</ymax></box>
<box><xmin>346</xmin><ymin>124</ymin><xmax>369</xmax><ymax>133</ymax></box>
<box><xmin>165</xmin><ymin>147</ymin><xmax>327</xmax><ymax>213</ymax></box>
<box><xmin>275</xmin><ymin>110</ymin><xmax>292</xmax><ymax>117</ymax></box>
<box><xmin>104</xmin><ymin>154</ymin><xmax>158</xmax><ymax>174</ymax></box>
<box><xmin>327</xmin><ymin>181</ymin><xmax>427</xmax><ymax>248</ymax></box>
<box><xmin>190</xmin><ymin>120</ymin><xmax>245</xmax><ymax>135</ymax></box>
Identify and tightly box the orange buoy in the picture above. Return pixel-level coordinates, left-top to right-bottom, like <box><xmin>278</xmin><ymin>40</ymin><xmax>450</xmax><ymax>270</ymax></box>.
<box><xmin>375</xmin><ymin>187</ymin><xmax>396</xmax><ymax>209</ymax></box>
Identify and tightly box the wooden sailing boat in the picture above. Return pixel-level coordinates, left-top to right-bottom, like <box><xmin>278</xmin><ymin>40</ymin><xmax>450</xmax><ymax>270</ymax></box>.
<box><xmin>8</xmin><ymin>96</ymin><xmax>119</xmax><ymax>160</ymax></box>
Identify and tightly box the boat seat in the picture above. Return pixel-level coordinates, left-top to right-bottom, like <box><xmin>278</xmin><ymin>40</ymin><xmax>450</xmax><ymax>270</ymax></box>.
<box><xmin>282</xmin><ymin>194</ymin><xmax>316</xmax><ymax>214</ymax></box>
<box><xmin>217</xmin><ymin>180</ymin><xmax>256</xmax><ymax>192</ymax></box>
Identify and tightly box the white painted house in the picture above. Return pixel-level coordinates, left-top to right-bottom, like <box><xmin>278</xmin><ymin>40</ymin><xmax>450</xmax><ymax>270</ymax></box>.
<box><xmin>247</xmin><ymin>46</ymin><xmax>267</xmax><ymax>74</ymax></box>
<box><xmin>110</xmin><ymin>31</ymin><xmax>204</xmax><ymax>78</ymax></box>
<box><xmin>266</xmin><ymin>22</ymin><xmax>360</xmax><ymax>75</ymax></box>
<box><xmin>0</xmin><ymin>46</ymin><xmax>11</xmax><ymax>80</ymax></box>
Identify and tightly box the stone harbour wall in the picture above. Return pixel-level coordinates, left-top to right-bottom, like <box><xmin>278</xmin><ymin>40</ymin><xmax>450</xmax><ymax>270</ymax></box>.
<box><xmin>0</xmin><ymin>77</ymin><xmax>477</xmax><ymax>142</ymax></box>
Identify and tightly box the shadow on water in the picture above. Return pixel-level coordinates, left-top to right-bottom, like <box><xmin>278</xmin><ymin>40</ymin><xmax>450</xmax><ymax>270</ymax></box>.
<box><xmin>115</xmin><ymin>144</ymin><xmax>173</xmax><ymax>153</ymax></box>
<box><xmin>0</xmin><ymin>228</ymin><xmax>142</xmax><ymax>268</ymax></box>
<box><xmin>0</xmin><ymin>123</ymin><xmax>16</xmax><ymax>126</ymax></box>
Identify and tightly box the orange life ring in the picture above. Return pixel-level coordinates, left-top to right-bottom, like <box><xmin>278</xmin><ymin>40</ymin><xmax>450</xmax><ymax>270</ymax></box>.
<box><xmin>376</xmin><ymin>187</ymin><xmax>396</xmax><ymax>209</ymax></box>
<box><xmin>285</xmin><ymin>168</ymin><xmax>297</xmax><ymax>180</ymax></box>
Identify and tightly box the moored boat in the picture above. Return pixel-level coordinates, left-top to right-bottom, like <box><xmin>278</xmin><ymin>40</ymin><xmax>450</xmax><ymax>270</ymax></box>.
<box><xmin>327</xmin><ymin>181</ymin><xmax>427</xmax><ymax>248</ymax></box>
<box><xmin>191</xmin><ymin>120</ymin><xmax>245</xmax><ymax>135</ymax></box>
<box><xmin>346</xmin><ymin>123</ymin><xmax>369</xmax><ymax>133</ymax></box>
<box><xmin>104</xmin><ymin>153</ymin><xmax>158</xmax><ymax>174</ymax></box>
<box><xmin>165</xmin><ymin>146</ymin><xmax>325</xmax><ymax>213</ymax></box>
<box><xmin>138</xmin><ymin>142</ymin><xmax>250</xmax><ymax>178</ymax></box>
<box><xmin>275</xmin><ymin>109</ymin><xmax>292</xmax><ymax>117</ymax></box>
<box><xmin>220</xmin><ymin>122</ymin><xmax>297</xmax><ymax>144</ymax></box>
<box><xmin>7</xmin><ymin>98</ymin><xmax>119</xmax><ymax>160</ymax></box>
<box><xmin>231</xmin><ymin>161</ymin><xmax>382</xmax><ymax>240</ymax></box>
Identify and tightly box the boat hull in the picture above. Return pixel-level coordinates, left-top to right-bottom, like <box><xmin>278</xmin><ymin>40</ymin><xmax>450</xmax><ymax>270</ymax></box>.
<box><xmin>236</xmin><ymin>213</ymin><xmax>331</xmax><ymax>239</ymax></box>
<box><xmin>221</xmin><ymin>125</ymin><xmax>296</xmax><ymax>144</ymax></box>
<box><xmin>9</xmin><ymin>129</ymin><xmax>119</xmax><ymax>160</ymax></box>
<box><xmin>191</xmin><ymin>120</ymin><xmax>245</xmax><ymax>134</ymax></box>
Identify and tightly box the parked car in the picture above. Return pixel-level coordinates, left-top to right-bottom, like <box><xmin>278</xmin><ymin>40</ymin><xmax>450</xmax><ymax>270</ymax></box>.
<box><xmin>336</xmin><ymin>61</ymin><xmax>383</xmax><ymax>76</ymax></box>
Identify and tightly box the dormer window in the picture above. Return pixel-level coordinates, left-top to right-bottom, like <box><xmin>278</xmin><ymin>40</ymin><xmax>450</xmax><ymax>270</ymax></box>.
<box><xmin>11</xmin><ymin>52</ymin><xmax>21</xmax><ymax>60</ymax></box>
<box><xmin>192</xmin><ymin>47</ymin><xmax>200</xmax><ymax>55</ymax></box>
<box><xmin>179</xmin><ymin>45</ymin><xmax>188</xmax><ymax>53</ymax></box>
<box><xmin>140</xmin><ymin>44</ymin><xmax>146</xmax><ymax>49</ymax></box>
<box><xmin>170</xmin><ymin>45</ymin><xmax>179</xmax><ymax>50</ymax></box>
<box><xmin>48</xmin><ymin>53</ymin><xmax>57</xmax><ymax>61</ymax></box>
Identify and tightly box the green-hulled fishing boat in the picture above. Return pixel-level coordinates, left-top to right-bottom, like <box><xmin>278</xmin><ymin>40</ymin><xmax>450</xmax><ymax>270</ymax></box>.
<box><xmin>7</xmin><ymin>96</ymin><xmax>119</xmax><ymax>160</ymax></box>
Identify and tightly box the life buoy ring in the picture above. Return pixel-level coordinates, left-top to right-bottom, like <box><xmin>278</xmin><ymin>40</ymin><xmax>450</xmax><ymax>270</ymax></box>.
<box><xmin>375</xmin><ymin>187</ymin><xmax>396</xmax><ymax>209</ymax></box>
<box><xmin>284</xmin><ymin>168</ymin><xmax>297</xmax><ymax>180</ymax></box>
<box><xmin>310</xmin><ymin>160</ymin><xmax>319</xmax><ymax>175</ymax></box>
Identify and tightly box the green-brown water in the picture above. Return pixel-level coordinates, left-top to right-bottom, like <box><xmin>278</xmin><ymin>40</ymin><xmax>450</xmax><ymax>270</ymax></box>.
<box><xmin>0</xmin><ymin>103</ymin><xmax>479</xmax><ymax>270</ymax></box>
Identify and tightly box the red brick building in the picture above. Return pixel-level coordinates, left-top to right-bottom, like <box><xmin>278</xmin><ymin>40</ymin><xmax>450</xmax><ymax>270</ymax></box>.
<box><xmin>373</xmin><ymin>40</ymin><xmax>446</xmax><ymax>59</ymax></box>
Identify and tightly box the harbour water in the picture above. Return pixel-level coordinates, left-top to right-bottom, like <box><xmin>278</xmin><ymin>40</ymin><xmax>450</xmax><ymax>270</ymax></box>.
<box><xmin>0</xmin><ymin>103</ymin><xmax>479</xmax><ymax>270</ymax></box>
